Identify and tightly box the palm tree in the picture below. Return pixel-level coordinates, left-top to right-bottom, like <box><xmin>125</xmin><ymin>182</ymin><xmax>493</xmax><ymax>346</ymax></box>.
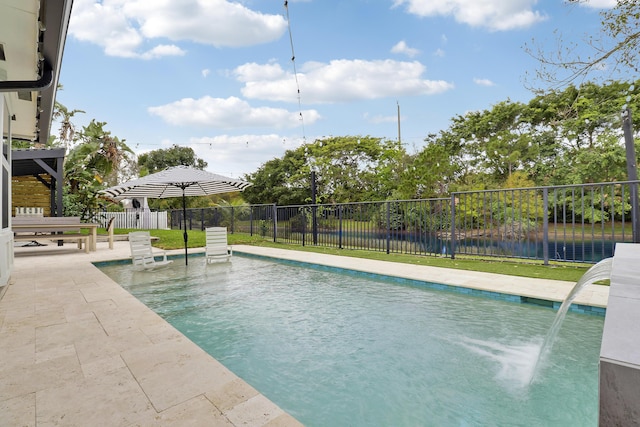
<box><xmin>64</xmin><ymin>120</ymin><xmax>135</xmax><ymax>217</ymax></box>
<box><xmin>52</xmin><ymin>101</ymin><xmax>85</xmax><ymax>150</ymax></box>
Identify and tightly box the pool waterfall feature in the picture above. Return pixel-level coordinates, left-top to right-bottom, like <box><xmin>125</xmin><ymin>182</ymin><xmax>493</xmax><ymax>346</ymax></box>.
<box><xmin>599</xmin><ymin>243</ymin><xmax>640</xmax><ymax>425</ymax></box>
<box><xmin>530</xmin><ymin>257</ymin><xmax>613</xmax><ymax>385</ymax></box>
<box><xmin>457</xmin><ymin>244</ymin><xmax>639</xmax><ymax>423</ymax></box>
<box><xmin>448</xmin><ymin>243</ymin><xmax>640</xmax><ymax>426</ymax></box>
<box><xmin>453</xmin><ymin>258</ymin><xmax>613</xmax><ymax>393</ymax></box>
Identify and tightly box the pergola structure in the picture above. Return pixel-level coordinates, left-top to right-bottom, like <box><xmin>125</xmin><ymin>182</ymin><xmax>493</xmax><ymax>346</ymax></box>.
<box><xmin>12</xmin><ymin>148</ymin><xmax>65</xmax><ymax>217</ymax></box>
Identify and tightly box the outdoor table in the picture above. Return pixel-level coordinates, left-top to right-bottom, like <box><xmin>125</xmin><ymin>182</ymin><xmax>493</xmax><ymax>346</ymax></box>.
<box><xmin>12</xmin><ymin>222</ymin><xmax>99</xmax><ymax>251</ymax></box>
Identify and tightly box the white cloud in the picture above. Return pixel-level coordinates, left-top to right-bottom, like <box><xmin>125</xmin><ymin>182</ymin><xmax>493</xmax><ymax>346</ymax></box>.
<box><xmin>140</xmin><ymin>44</ymin><xmax>185</xmax><ymax>60</ymax></box>
<box><xmin>69</xmin><ymin>0</ymin><xmax>143</xmax><ymax>58</ymax></box>
<box><xmin>187</xmin><ymin>134</ymin><xmax>305</xmax><ymax>177</ymax></box>
<box><xmin>391</xmin><ymin>40</ymin><xmax>421</xmax><ymax>58</ymax></box>
<box><xmin>392</xmin><ymin>0</ymin><xmax>547</xmax><ymax>31</ymax></box>
<box><xmin>148</xmin><ymin>96</ymin><xmax>321</xmax><ymax>129</ymax></box>
<box><xmin>235</xmin><ymin>59</ymin><xmax>454</xmax><ymax>104</ymax></box>
<box><xmin>473</xmin><ymin>77</ymin><xmax>495</xmax><ymax>86</ymax></box>
<box><xmin>434</xmin><ymin>48</ymin><xmax>445</xmax><ymax>57</ymax></box>
<box><xmin>69</xmin><ymin>0</ymin><xmax>287</xmax><ymax>58</ymax></box>
<box><xmin>580</xmin><ymin>0</ymin><xmax>616</xmax><ymax>8</ymax></box>
<box><xmin>202</xmin><ymin>69</ymin><xmax>211</xmax><ymax>78</ymax></box>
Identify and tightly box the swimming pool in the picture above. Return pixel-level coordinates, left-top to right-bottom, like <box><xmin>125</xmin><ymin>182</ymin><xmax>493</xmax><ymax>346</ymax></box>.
<box><xmin>99</xmin><ymin>255</ymin><xmax>603</xmax><ymax>426</ymax></box>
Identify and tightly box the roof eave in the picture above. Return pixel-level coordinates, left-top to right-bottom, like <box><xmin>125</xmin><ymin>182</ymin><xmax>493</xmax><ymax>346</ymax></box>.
<box><xmin>37</xmin><ymin>0</ymin><xmax>74</xmax><ymax>146</ymax></box>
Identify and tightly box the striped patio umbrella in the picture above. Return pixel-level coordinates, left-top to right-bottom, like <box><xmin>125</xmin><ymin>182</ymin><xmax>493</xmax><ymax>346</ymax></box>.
<box><xmin>100</xmin><ymin>165</ymin><xmax>251</xmax><ymax>264</ymax></box>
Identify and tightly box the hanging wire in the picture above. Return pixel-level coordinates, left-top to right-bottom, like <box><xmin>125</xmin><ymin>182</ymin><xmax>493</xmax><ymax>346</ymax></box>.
<box><xmin>284</xmin><ymin>1</ymin><xmax>306</xmax><ymax>143</ymax></box>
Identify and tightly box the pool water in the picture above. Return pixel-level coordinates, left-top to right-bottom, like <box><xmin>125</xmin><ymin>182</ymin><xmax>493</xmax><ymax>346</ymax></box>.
<box><xmin>99</xmin><ymin>255</ymin><xmax>604</xmax><ymax>427</ymax></box>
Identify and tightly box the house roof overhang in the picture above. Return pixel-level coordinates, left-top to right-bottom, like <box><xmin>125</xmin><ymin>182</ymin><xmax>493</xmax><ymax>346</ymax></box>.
<box><xmin>0</xmin><ymin>0</ymin><xmax>74</xmax><ymax>145</ymax></box>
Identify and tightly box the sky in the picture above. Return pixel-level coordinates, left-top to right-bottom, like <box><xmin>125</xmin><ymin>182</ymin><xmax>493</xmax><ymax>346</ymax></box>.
<box><xmin>55</xmin><ymin>0</ymin><xmax>618</xmax><ymax>179</ymax></box>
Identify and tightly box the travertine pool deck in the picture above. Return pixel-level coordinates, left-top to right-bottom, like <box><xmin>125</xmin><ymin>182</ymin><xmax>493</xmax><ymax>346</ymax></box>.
<box><xmin>1</xmin><ymin>241</ymin><xmax>303</xmax><ymax>427</ymax></box>
<box><xmin>0</xmin><ymin>240</ymin><xmax>609</xmax><ymax>426</ymax></box>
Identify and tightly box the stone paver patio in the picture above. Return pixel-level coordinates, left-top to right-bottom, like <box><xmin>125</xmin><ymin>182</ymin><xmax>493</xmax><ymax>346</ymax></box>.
<box><xmin>0</xmin><ymin>239</ymin><xmax>608</xmax><ymax>426</ymax></box>
<box><xmin>1</xmin><ymin>241</ymin><xmax>302</xmax><ymax>427</ymax></box>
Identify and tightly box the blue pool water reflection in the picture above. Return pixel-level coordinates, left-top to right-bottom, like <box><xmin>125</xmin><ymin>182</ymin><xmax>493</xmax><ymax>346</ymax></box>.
<box><xmin>99</xmin><ymin>255</ymin><xmax>603</xmax><ymax>426</ymax></box>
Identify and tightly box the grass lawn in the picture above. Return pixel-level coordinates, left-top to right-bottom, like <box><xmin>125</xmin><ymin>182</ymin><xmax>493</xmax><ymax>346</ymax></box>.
<box><xmin>106</xmin><ymin>228</ymin><xmax>593</xmax><ymax>283</ymax></box>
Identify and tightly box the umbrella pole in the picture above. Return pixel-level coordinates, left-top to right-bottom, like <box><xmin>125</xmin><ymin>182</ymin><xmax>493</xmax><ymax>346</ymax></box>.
<box><xmin>182</xmin><ymin>187</ymin><xmax>188</xmax><ymax>265</ymax></box>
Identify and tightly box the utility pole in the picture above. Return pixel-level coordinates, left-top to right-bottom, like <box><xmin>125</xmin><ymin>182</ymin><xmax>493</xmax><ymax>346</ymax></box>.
<box><xmin>397</xmin><ymin>101</ymin><xmax>401</xmax><ymax>145</ymax></box>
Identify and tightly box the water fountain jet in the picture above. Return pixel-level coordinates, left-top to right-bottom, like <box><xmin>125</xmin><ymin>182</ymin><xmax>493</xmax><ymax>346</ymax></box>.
<box><xmin>529</xmin><ymin>257</ymin><xmax>613</xmax><ymax>384</ymax></box>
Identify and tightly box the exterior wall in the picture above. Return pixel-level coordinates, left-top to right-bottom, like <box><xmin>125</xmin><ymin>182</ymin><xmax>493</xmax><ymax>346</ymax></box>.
<box><xmin>0</xmin><ymin>95</ymin><xmax>13</xmax><ymax>288</ymax></box>
<box><xmin>12</xmin><ymin>175</ymin><xmax>52</xmax><ymax>216</ymax></box>
<box><xmin>599</xmin><ymin>243</ymin><xmax>640</xmax><ymax>424</ymax></box>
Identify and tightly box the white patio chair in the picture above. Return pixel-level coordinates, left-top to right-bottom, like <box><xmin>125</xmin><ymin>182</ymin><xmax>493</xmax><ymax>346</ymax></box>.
<box><xmin>205</xmin><ymin>227</ymin><xmax>232</xmax><ymax>263</ymax></box>
<box><xmin>128</xmin><ymin>231</ymin><xmax>173</xmax><ymax>270</ymax></box>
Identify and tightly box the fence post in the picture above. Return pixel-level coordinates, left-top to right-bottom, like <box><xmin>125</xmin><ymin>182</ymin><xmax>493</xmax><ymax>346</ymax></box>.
<box><xmin>250</xmin><ymin>208</ymin><xmax>253</xmax><ymax>236</ymax></box>
<box><xmin>386</xmin><ymin>201</ymin><xmax>391</xmax><ymax>254</ymax></box>
<box><xmin>450</xmin><ymin>194</ymin><xmax>456</xmax><ymax>259</ymax></box>
<box><xmin>339</xmin><ymin>205</ymin><xmax>343</xmax><ymax>249</ymax></box>
<box><xmin>272</xmin><ymin>204</ymin><xmax>277</xmax><ymax>242</ymax></box>
<box><xmin>543</xmin><ymin>188</ymin><xmax>549</xmax><ymax>265</ymax></box>
<box><xmin>312</xmin><ymin>205</ymin><xmax>318</xmax><ymax>245</ymax></box>
<box><xmin>302</xmin><ymin>208</ymin><xmax>306</xmax><ymax>247</ymax></box>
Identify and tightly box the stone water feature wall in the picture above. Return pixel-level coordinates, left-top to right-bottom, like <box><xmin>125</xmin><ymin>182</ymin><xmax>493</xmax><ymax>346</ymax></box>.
<box><xmin>600</xmin><ymin>243</ymin><xmax>640</xmax><ymax>424</ymax></box>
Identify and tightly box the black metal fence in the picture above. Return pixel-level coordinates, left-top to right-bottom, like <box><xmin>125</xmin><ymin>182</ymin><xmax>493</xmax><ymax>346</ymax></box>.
<box><xmin>171</xmin><ymin>180</ymin><xmax>640</xmax><ymax>264</ymax></box>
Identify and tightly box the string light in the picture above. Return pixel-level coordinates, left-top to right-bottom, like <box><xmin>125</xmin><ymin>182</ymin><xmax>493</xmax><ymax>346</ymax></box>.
<box><xmin>284</xmin><ymin>1</ymin><xmax>306</xmax><ymax>143</ymax></box>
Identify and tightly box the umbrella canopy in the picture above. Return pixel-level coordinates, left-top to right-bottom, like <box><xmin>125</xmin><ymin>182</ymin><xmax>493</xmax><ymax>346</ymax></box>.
<box><xmin>100</xmin><ymin>166</ymin><xmax>251</xmax><ymax>264</ymax></box>
<box><xmin>100</xmin><ymin>165</ymin><xmax>251</xmax><ymax>199</ymax></box>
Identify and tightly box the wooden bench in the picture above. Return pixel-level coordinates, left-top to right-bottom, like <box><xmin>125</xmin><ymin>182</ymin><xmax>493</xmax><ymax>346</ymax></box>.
<box><xmin>12</xmin><ymin>217</ymin><xmax>91</xmax><ymax>253</ymax></box>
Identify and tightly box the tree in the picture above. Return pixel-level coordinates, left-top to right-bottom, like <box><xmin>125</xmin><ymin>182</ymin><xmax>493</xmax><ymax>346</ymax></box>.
<box><xmin>52</xmin><ymin>101</ymin><xmax>85</xmax><ymax>150</ymax></box>
<box><xmin>137</xmin><ymin>145</ymin><xmax>207</xmax><ymax>175</ymax></box>
<box><xmin>565</xmin><ymin>131</ymin><xmax>631</xmax><ymax>184</ymax></box>
<box><xmin>64</xmin><ymin>120</ymin><xmax>134</xmax><ymax>218</ymax></box>
<box><xmin>463</xmin><ymin>100</ymin><xmax>536</xmax><ymax>181</ymax></box>
<box><xmin>242</xmin><ymin>149</ymin><xmax>309</xmax><ymax>205</ymax></box>
<box><xmin>399</xmin><ymin>133</ymin><xmax>461</xmax><ymax>199</ymax></box>
<box><xmin>305</xmin><ymin>136</ymin><xmax>402</xmax><ymax>203</ymax></box>
<box><xmin>527</xmin><ymin>0</ymin><xmax>640</xmax><ymax>89</ymax></box>
<box><xmin>424</xmin><ymin>100</ymin><xmax>538</xmax><ymax>185</ymax></box>
<box><xmin>243</xmin><ymin>136</ymin><xmax>406</xmax><ymax>205</ymax></box>
<box><xmin>526</xmin><ymin>79</ymin><xmax>640</xmax><ymax>184</ymax></box>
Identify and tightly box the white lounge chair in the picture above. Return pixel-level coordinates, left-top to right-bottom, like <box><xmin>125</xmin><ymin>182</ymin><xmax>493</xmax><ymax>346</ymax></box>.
<box><xmin>205</xmin><ymin>227</ymin><xmax>232</xmax><ymax>263</ymax></box>
<box><xmin>128</xmin><ymin>231</ymin><xmax>173</xmax><ymax>270</ymax></box>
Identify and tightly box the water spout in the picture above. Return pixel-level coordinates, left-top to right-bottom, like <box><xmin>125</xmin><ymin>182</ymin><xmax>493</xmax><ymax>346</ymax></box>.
<box><xmin>529</xmin><ymin>257</ymin><xmax>613</xmax><ymax>384</ymax></box>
